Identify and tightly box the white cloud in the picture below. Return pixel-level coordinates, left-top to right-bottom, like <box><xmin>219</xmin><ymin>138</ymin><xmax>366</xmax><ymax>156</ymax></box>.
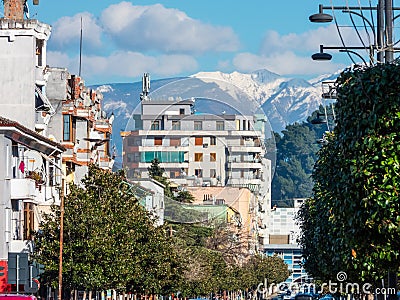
<box><xmin>261</xmin><ymin>24</ymin><xmax>373</xmax><ymax>53</ymax></box>
<box><xmin>233</xmin><ymin>51</ymin><xmax>346</xmax><ymax>76</ymax></box>
<box><xmin>47</xmin><ymin>50</ymin><xmax>198</xmax><ymax>83</ymax></box>
<box><xmin>100</xmin><ymin>2</ymin><xmax>240</xmax><ymax>54</ymax></box>
<box><xmin>50</xmin><ymin>12</ymin><xmax>103</xmax><ymax>51</ymax></box>
<box><xmin>231</xmin><ymin>24</ymin><xmax>372</xmax><ymax>77</ymax></box>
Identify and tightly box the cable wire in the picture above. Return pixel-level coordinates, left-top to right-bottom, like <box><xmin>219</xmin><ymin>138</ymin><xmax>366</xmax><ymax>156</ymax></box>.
<box><xmin>331</xmin><ymin>0</ymin><xmax>358</xmax><ymax>65</ymax></box>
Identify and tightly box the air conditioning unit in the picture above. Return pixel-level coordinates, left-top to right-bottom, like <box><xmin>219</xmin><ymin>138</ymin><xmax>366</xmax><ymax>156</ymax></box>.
<box><xmin>203</xmin><ymin>143</ymin><xmax>208</xmax><ymax>148</ymax></box>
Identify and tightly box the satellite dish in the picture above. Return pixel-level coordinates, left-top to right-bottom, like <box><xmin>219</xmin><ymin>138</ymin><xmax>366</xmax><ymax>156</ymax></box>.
<box><xmin>25</xmin><ymin>150</ymin><xmax>43</xmax><ymax>172</ymax></box>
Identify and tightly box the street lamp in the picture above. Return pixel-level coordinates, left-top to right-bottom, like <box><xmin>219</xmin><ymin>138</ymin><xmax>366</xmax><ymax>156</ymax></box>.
<box><xmin>312</xmin><ymin>45</ymin><xmax>370</xmax><ymax>65</ymax></box>
<box><xmin>310</xmin><ymin>1</ymin><xmax>400</xmax><ymax>64</ymax></box>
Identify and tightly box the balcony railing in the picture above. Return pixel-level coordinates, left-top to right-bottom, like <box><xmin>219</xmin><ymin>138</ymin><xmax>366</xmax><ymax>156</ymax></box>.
<box><xmin>10</xmin><ymin>178</ymin><xmax>37</xmax><ymax>200</ymax></box>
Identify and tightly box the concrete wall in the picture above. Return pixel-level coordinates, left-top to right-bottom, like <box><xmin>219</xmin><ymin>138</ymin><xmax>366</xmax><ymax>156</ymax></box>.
<box><xmin>0</xmin><ymin>20</ymin><xmax>51</xmax><ymax>129</ymax></box>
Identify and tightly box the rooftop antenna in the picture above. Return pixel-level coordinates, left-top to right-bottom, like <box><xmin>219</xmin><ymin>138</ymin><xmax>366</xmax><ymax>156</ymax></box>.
<box><xmin>140</xmin><ymin>73</ymin><xmax>150</xmax><ymax>101</ymax></box>
<box><xmin>79</xmin><ymin>16</ymin><xmax>83</xmax><ymax>77</ymax></box>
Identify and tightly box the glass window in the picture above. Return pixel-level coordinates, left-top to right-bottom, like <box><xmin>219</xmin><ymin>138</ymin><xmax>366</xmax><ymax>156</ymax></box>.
<box><xmin>195</xmin><ymin>169</ymin><xmax>203</xmax><ymax>178</ymax></box>
<box><xmin>141</xmin><ymin>151</ymin><xmax>184</xmax><ymax>163</ymax></box>
<box><xmin>210</xmin><ymin>136</ymin><xmax>216</xmax><ymax>145</ymax></box>
<box><xmin>154</xmin><ymin>137</ymin><xmax>162</xmax><ymax>146</ymax></box>
<box><xmin>216</xmin><ymin>121</ymin><xmax>224</xmax><ymax>130</ymax></box>
<box><xmin>195</xmin><ymin>153</ymin><xmax>203</xmax><ymax>161</ymax></box>
<box><xmin>170</xmin><ymin>138</ymin><xmax>181</xmax><ymax>147</ymax></box>
<box><xmin>194</xmin><ymin>121</ymin><xmax>202</xmax><ymax>130</ymax></box>
<box><xmin>210</xmin><ymin>169</ymin><xmax>216</xmax><ymax>178</ymax></box>
<box><xmin>195</xmin><ymin>137</ymin><xmax>203</xmax><ymax>145</ymax></box>
<box><xmin>151</xmin><ymin>120</ymin><xmax>160</xmax><ymax>130</ymax></box>
<box><xmin>179</xmin><ymin>108</ymin><xmax>185</xmax><ymax>115</ymax></box>
<box><xmin>210</xmin><ymin>153</ymin><xmax>216</xmax><ymax>161</ymax></box>
<box><xmin>172</xmin><ymin>121</ymin><xmax>180</xmax><ymax>130</ymax></box>
<box><xmin>170</xmin><ymin>171</ymin><xmax>180</xmax><ymax>178</ymax></box>
<box><xmin>63</xmin><ymin>115</ymin><xmax>71</xmax><ymax>141</ymax></box>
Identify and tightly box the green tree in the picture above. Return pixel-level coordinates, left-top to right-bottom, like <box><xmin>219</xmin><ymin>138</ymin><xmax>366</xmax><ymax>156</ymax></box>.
<box><xmin>298</xmin><ymin>64</ymin><xmax>400</xmax><ymax>284</ymax></box>
<box><xmin>272</xmin><ymin>120</ymin><xmax>323</xmax><ymax>202</ymax></box>
<box><xmin>148</xmin><ymin>158</ymin><xmax>173</xmax><ymax>198</ymax></box>
<box><xmin>35</xmin><ymin>165</ymin><xmax>181</xmax><ymax>295</ymax></box>
<box><xmin>174</xmin><ymin>190</ymin><xmax>195</xmax><ymax>203</ymax></box>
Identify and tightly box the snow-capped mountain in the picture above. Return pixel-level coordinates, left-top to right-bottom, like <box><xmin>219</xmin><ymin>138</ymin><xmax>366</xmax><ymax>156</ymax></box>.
<box><xmin>92</xmin><ymin>69</ymin><xmax>339</xmax><ymax>165</ymax></box>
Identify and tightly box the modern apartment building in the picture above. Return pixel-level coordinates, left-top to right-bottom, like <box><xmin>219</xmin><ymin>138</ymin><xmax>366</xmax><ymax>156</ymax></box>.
<box><xmin>264</xmin><ymin>198</ymin><xmax>309</xmax><ymax>284</ymax></box>
<box><xmin>123</xmin><ymin>76</ymin><xmax>269</xmax><ymax>187</ymax></box>
<box><xmin>122</xmin><ymin>74</ymin><xmax>272</xmax><ymax>249</ymax></box>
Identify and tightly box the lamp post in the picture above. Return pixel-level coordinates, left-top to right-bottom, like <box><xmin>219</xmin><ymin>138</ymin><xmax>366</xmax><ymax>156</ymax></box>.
<box><xmin>310</xmin><ymin>1</ymin><xmax>400</xmax><ymax>64</ymax></box>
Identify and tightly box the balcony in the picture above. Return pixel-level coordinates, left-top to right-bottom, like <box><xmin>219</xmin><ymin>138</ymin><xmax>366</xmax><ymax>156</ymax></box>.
<box><xmin>94</xmin><ymin>120</ymin><xmax>112</xmax><ymax>133</ymax></box>
<box><xmin>228</xmin><ymin>145</ymin><xmax>263</xmax><ymax>153</ymax></box>
<box><xmin>138</xmin><ymin>162</ymin><xmax>189</xmax><ymax>169</ymax></box>
<box><xmin>35</xmin><ymin>66</ymin><xmax>46</xmax><ymax>85</ymax></box>
<box><xmin>227</xmin><ymin>161</ymin><xmax>262</xmax><ymax>169</ymax></box>
<box><xmin>227</xmin><ymin>177</ymin><xmax>262</xmax><ymax>186</ymax></box>
<box><xmin>139</xmin><ymin>145</ymin><xmax>189</xmax><ymax>152</ymax></box>
<box><xmin>10</xmin><ymin>178</ymin><xmax>37</xmax><ymax>200</ymax></box>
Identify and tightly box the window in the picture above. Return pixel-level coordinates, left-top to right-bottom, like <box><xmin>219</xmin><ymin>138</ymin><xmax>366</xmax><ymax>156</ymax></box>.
<box><xmin>195</xmin><ymin>153</ymin><xmax>203</xmax><ymax>162</ymax></box>
<box><xmin>195</xmin><ymin>137</ymin><xmax>203</xmax><ymax>146</ymax></box>
<box><xmin>154</xmin><ymin>137</ymin><xmax>162</xmax><ymax>146</ymax></box>
<box><xmin>210</xmin><ymin>153</ymin><xmax>216</xmax><ymax>162</ymax></box>
<box><xmin>195</xmin><ymin>169</ymin><xmax>203</xmax><ymax>178</ymax></box>
<box><xmin>194</xmin><ymin>121</ymin><xmax>202</xmax><ymax>130</ymax></box>
<box><xmin>210</xmin><ymin>136</ymin><xmax>216</xmax><ymax>146</ymax></box>
<box><xmin>142</xmin><ymin>151</ymin><xmax>185</xmax><ymax>163</ymax></box>
<box><xmin>243</xmin><ymin>120</ymin><xmax>246</xmax><ymax>130</ymax></box>
<box><xmin>179</xmin><ymin>108</ymin><xmax>185</xmax><ymax>115</ymax></box>
<box><xmin>151</xmin><ymin>120</ymin><xmax>160</xmax><ymax>130</ymax></box>
<box><xmin>170</xmin><ymin>138</ymin><xmax>181</xmax><ymax>147</ymax></box>
<box><xmin>210</xmin><ymin>169</ymin><xmax>217</xmax><ymax>178</ymax></box>
<box><xmin>172</xmin><ymin>121</ymin><xmax>180</xmax><ymax>130</ymax></box>
<box><xmin>170</xmin><ymin>171</ymin><xmax>180</xmax><ymax>178</ymax></box>
<box><xmin>216</xmin><ymin>121</ymin><xmax>224</xmax><ymax>130</ymax></box>
<box><xmin>24</xmin><ymin>203</ymin><xmax>34</xmax><ymax>240</ymax></box>
<box><xmin>63</xmin><ymin>115</ymin><xmax>71</xmax><ymax>141</ymax></box>
<box><xmin>128</xmin><ymin>137</ymin><xmax>141</xmax><ymax>146</ymax></box>
<box><xmin>240</xmin><ymin>170</ymin><xmax>245</xmax><ymax>178</ymax></box>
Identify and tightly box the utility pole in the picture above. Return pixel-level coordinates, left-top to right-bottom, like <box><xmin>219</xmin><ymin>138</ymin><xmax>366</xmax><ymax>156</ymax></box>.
<box><xmin>58</xmin><ymin>178</ymin><xmax>65</xmax><ymax>300</ymax></box>
<box><xmin>384</xmin><ymin>0</ymin><xmax>394</xmax><ymax>62</ymax></box>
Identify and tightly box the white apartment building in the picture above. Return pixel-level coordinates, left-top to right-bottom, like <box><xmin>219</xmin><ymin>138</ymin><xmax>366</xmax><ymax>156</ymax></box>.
<box><xmin>122</xmin><ymin>74</ymin><xmax>272</xmax><ymax>248</ymax></box>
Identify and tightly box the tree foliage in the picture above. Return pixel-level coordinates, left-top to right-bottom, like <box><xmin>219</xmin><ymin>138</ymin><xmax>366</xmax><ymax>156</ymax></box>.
<box><xmin>298</xmin><ymin>64</ymin><xmax>400</xmax><ymax>284</ymax></box>
<box><xmin>35</xmin><ymin>164</ymin><xmax>290</xmax><ymax>297</ymax></box>
<box><xmin>35</xmin><ymin>165</ymin><xmax>182</xmax><ymax>294</ymax></box>
<box><xmin>272</xmin><ymin>115</ymin><xmax>327</xmax><ymax>202</ymax></box>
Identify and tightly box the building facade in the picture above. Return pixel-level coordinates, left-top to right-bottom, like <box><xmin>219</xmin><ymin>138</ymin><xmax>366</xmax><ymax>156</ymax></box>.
<box><xmin>0</xmin><ymin>116</ymin><xmax>64</xmax><ymax>292</ymax></box>
<box><xmin>0</xmin><ymin>0</ymin><xmax>115</xmax><ymax>293</ymax></box>
<box><xmin>46</xmin><ymin>67</ymin><xmax>114</xmax><ymax>184</ymax></box>
<box><xmin>121</xmin><ymin>74</ymin><xmax>272</xmax><ymax>249</ymax></box>
<box><xmin>264</xmin><ymin>198</ymin><xmax>309</xmax><ymax>284</ymax></box>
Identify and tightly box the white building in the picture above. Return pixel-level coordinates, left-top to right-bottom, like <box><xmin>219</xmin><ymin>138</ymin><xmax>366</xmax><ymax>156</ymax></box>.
<box><xmin>122</xmin><ymin>74</ymin><xmax>272</xmax><ymax>249</ymax></box>
<box><xmin>0</xmin><ymin>116</ymin><xmax>64</xmax><ymax>293</ymax></box>
<box><xmin>264</xmin><ymin>198</ymin><xmax>308</xmax><ymax>284</ymax></box>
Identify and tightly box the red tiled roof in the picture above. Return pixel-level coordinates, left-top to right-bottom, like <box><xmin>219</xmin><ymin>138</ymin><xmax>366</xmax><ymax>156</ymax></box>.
<box><xmin>0</xmin><ymin>115</ymin><xmax>65</xmax><ymax>151</ymax></box>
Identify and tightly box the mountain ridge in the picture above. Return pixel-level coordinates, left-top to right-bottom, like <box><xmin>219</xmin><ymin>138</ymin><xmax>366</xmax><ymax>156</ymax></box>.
<box><xmin>92</xmin><ymin>69</ymin><xmax>339</xmax><ymax>165</ymax></box>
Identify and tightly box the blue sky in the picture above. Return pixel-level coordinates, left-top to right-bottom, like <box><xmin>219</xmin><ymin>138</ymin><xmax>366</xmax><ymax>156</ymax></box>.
<box><xmin>20</xmin><ymin>0</ymin><xmax>378</xmax><ymax>85</ymax></box>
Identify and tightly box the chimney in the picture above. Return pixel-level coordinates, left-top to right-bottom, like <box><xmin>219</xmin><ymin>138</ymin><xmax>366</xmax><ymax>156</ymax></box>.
<box><xmin>4</xmin><ymin>0</ymin><xmax>25</xmax><ymax>20</ymax></box>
